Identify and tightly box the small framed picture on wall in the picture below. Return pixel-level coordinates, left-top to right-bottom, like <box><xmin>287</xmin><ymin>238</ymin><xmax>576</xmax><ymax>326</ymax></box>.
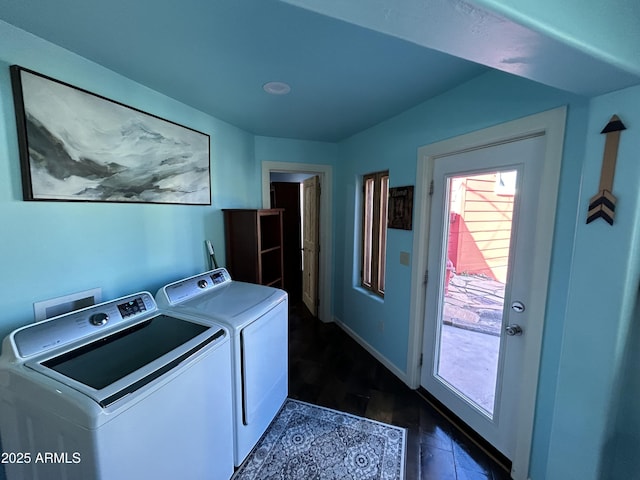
<box><xmin>388</xmin><ymin>185</ymin><xmax>414</xmax><ymax>230</ymax></box>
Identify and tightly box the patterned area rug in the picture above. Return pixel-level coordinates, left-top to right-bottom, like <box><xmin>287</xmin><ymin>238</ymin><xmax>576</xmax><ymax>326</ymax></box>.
<box><xmin>233</xmin><ymin>399</ymin><xmax>406</xmax><ymax>480</ymax></box>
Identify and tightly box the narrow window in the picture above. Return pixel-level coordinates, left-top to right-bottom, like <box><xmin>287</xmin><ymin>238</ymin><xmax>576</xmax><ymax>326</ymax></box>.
<box><xmin>361</xmin><ymin>170</ymin><xmax>389</xmax><ymax>296</ymax></box>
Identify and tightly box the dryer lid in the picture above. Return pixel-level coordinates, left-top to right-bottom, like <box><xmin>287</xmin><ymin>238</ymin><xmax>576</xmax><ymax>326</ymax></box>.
<box><xmin>156</xmin><ymin>268</ymin><xmax>287</xmax><ymax>328</ymax></box>
<box><xmin>183</xmin><ymin>281</ymin><xmax>284</xmax><ymax>321</ymax></box>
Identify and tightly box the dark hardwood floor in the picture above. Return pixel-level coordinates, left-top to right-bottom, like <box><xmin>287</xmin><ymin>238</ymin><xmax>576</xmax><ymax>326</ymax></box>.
<box><xmin>288</xmin><ymin>302</ymin><xmax>512</xmax><ymax>480</ymax></box>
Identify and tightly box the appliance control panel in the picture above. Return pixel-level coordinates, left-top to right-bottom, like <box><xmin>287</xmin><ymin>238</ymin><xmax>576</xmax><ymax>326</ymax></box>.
<box><xmin>160</xmin><ymin>268</ymin><xmax>231</xmax><ymax>306</ymax></box>
<box><xmin>11</xmin><ymin>292</ymin><xmax>157</xmax><ymax>359</ymax></box>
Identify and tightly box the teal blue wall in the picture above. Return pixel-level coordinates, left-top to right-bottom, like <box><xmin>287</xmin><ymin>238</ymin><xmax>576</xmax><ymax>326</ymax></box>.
<box><xmin>335</xmin><ymin>69</ymin><xmax>587</xmax><ymax>374</ymax></box>
<box><xmin>333</xmin><ymin>72</ymin><xmax>640</xmax><ymax>478</ymax></box>
<box><xmin>605</xmin><ymin>292</ymin><xmax>640</xmax><ymax>479</ymax></box>
<box><xmin>0</xmin><ymin>22</ymin><xmax>258</xmax><ymax>339</ymax></box>
<box><xmin>2</xmin><ymin>16</ymin><xmax>640</xmax><ymax>480</ymax></box>
<box><xmin>334</xmin><ymin>69</ymin><xmax>591</xmax><ymax>478</ymax></box>
<box><xmin>544</xmin><ymin>84</ymin><xmax>640</xmax><ymax>480</ymax></box>
<box><xmin>255</xmin><ymin>136</ymin><xmax>338</xmax><ymax>166</ymax></box>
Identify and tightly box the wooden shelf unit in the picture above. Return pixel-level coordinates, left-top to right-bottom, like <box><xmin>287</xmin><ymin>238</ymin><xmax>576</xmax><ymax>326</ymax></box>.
<box><xmin>223</xmin><ymin>208</ymin><xmax>284</xmax><ymax>288</ymax></box>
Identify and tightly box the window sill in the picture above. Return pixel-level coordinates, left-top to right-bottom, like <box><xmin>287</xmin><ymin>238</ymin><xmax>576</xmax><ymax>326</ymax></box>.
<box><xmin>354</xmin><ymin>286</ymin><xmax>384</xmax><ymax>303</ymax></box>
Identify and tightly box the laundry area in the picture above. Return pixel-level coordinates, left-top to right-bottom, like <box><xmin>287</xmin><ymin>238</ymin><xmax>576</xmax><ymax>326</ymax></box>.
<box><xmin>0</xmin><ymin>291</ymin><xmax>236</xmax><ymax>479</ymax></box>
<box><xmin>1</xmin><ymin>1</ymin><xmax>639</xmax><ymax>480</ymax></box>
<box><xmin>0</xmin><ymin>267</ymin><xmax>289</xmax><ymax>480</ymax></box>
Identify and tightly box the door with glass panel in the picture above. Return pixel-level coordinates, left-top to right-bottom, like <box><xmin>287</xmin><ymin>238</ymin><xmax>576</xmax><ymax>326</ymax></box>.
<box><xmin>420</xmin><ymin>135</ymin><xmax>546</xmax><ymax>460</ymax></box>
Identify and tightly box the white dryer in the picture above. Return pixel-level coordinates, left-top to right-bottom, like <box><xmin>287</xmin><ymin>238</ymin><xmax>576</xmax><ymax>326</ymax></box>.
<box><xmin>156</xmin><ymin>268</ymin><xmax>288</xmax><ymax>466</ymax></box>
<box><xmin>0</xmin><ymin>292</ymin><xmax>234</xmax><ymax>480</ymax></box>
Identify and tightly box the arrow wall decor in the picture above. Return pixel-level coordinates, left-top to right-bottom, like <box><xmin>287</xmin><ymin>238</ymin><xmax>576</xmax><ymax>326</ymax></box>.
<box><xmin>586</xmin><ymin>115</ymin><xmax>626</xmax><ymax>225</ymax></box>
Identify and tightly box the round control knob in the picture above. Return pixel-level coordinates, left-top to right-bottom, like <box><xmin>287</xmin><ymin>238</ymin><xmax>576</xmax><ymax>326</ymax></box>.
<box><xmin>90</xmin><ymin>312</ymin><xmax>109</xmax><ymax>326</ymax></box>
<box><xmin>197</xmin><ymin>279</ymin><xmax>208</xmax><ymax>289</ymax></box>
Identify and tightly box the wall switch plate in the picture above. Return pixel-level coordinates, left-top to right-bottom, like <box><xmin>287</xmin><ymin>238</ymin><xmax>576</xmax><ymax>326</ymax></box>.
<box><xmin>399</xmin><ymin>251</ymin><xmax>410</xmax><ymax>266</ymax></box>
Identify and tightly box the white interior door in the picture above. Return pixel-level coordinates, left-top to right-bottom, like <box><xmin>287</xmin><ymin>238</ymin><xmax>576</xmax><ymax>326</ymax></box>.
<box><xmin>420</xmin><ymin>135</ymin><xmax>547</xmax><ymax>461</ymax></box>
<box><xmin>302</xmin><ymin>176</ymin><xmax>320</xmax><ymax>315</ymax></box>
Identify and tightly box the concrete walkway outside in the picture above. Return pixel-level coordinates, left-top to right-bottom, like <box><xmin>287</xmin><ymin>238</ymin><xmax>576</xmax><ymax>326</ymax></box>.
<box><xmin>439</xmin><ymin>326</ymin><xmax>500</xmax><ymax>413</ymax></box>
<box><xmin>437</xmin><ymin>273</ymin><xmax>506</xmax><ymax>414</ymax></box>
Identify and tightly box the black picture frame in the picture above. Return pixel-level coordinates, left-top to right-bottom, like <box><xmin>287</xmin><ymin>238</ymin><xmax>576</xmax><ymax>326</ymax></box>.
<box><xmin>10</xmin><ymin>65</ymin><xmax>211</xmax><ymax>205</ymax></box>
<box><xmin>388</xmin><ymin>185</ymin><xmax>414</xmax><ymax>230</ymax></box>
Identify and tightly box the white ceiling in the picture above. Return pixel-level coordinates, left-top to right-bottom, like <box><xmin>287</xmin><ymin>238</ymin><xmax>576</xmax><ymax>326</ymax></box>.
<box><xmin>1</xmin><ymin>0</ymin><xmax>638</xmax><ymax>142</ymax></box>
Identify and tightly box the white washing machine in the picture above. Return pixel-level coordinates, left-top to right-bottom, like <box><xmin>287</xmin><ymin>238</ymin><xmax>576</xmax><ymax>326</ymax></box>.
<box><xmin>156</xmin><ymin>268</ymin><xmax>288</xmax><ymax>467</ymax></box>
<box><xmin>0</xmin><ymin>292</ymin><xmax>234</xmax><ymax>480</ymax></box>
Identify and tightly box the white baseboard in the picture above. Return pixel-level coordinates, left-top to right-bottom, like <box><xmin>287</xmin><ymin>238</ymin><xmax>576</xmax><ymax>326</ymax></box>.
<box><xmin>332</xmin><ymin>315</ymin><xmax>410</xmax><ymax>386</ymax></box>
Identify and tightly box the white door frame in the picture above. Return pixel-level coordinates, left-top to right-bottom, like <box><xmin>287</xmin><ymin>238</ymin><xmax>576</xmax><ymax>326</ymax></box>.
<box><xmin>262</xmin><ymin>161</ymin><xmax>333</xmax><ymax>323</ymax></box>
<box><xmin>407</xmin><ymin>107</ymin><xmax>566</xmax><ymax>479</ymax></box>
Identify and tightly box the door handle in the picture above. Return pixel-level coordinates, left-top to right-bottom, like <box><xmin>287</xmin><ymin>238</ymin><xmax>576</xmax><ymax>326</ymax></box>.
<box><xmin>505</xmin><ymin>324</ymin><xmax>523</xmax><ymax>336</ymax></box>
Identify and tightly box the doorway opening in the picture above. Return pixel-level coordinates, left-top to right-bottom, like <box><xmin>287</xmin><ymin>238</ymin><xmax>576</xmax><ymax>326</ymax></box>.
<box><xmin>407</xmin><ymin>107</ymin><xmax>567</xmax><ymax>479</ymax></box>
<box><xmin>269</xmin><ymin>173</ymin><xmax>316</xmax><ymax>307</ymax></box>
<box><xmin>261</xmin><ymin>161</ymin><xmax>333</xmax><ymax>323</ymax></box>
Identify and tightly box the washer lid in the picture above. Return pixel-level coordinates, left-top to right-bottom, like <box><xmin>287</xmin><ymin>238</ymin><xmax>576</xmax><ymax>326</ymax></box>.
<box><xmin>41</xmin><ymin>315</ymin><xmax>210</xmax><ymax>391</ymax></box>
<box><xmin>22</xmin><ymin>313</ymin><xmax>226</xmax><ymax>408</ymax></box>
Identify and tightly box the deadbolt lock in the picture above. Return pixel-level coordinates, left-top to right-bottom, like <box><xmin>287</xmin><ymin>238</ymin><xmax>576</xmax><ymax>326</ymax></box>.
<box><xmin>511</xmin><ymin>301</ymin><xmax>525</xmax><ymax>313</ymax></box>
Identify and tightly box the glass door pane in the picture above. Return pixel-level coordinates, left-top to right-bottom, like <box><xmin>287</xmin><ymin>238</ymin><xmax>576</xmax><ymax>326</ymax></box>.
<box><xmin>435</xmin><ymin>170</ymin><xmax>517</xmax><ymax>418</ymax></box>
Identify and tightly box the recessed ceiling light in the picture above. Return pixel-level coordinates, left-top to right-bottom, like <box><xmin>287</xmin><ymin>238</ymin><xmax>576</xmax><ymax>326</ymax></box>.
<box><xmin>263</xmin><ymin>81</ymin><xmax>291</xmax><ymax>95</ymax></box>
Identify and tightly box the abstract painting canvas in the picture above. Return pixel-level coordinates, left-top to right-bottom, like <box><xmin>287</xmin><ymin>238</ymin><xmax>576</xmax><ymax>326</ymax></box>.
<box><xmin>11</xmin><ymin>66</ymin><xmax>211</xmax><ymax>205</ymax></box>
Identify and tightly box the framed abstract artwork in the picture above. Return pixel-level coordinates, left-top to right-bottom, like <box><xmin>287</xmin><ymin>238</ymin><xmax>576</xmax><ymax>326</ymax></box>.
<box><xmin>10</xmin><ymin>65</ymin><xmax>211</xmax><ymax>205</ymax></box>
